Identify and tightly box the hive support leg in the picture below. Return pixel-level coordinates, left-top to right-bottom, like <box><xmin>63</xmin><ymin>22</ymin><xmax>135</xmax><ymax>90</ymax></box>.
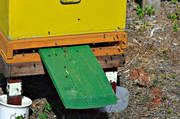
<box><xmin>7</xmin><ymin>78</ymin><xmax>22</xmax><ymax>105</ymax></box>
<box><xmin>104</xmin><ymin>68</ymin><xmax>118</xmax><ymax>93</ymax></box>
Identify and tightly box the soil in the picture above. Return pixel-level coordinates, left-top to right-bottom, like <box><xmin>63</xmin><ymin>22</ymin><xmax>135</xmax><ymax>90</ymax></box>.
<box><xmin>0</xmin><ymin>1</ymin><xmax>180</xmax><ymax>119</ymax></box>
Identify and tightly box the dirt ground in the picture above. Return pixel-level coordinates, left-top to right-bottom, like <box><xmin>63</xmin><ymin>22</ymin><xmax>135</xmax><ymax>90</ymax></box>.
<box><xmin>0</xmin><ymin>1</ymin><xmax>180</xmax><ymax>119</ymax></box>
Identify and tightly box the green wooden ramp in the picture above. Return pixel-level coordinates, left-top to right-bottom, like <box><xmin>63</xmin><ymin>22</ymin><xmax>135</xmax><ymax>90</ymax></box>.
<box><xmin>39</xmin><ymin>45</ymin><xmax>117</xmax><ymax>109</ymax></box>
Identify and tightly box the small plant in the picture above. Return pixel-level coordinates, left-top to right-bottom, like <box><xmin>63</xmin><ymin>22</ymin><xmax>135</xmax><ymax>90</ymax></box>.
<box><xmin>145</xmin><ymin>6</ymin><xmax>155</xmax><ymax>16</ymax></box>
<box><xmin>171</xmin><ymin>0</ymin><xmax>178</xmax><ymax>4</ymax></box>
<box><xmin>44</xmin><ymin>102</ymin><xmax>52</xmax><ymax>113</ymax></box>
<box><xmin>127</xmin><ymin>23</ymin><xmax>131</xmax><ymax>28</ymax></box>
<box><xmin>170</xmin><ymin>74</ymin><xmax>175</xmax><ymax>79</ymax></box>
<box><xmin>15</xmin><ymin>115</ymin><xmax>24</xmax><ymax>119</ymax></box>
<box><xmin>153</xmin><ymin>79</ymin><xmax>158</xmax><ymax>84</ymax></box>
<box><xmin>173</xmin><ymin>99</ymin><xmax>177</xmax><ymax>102</ymax></box>
<box><xmin>168</xmin><ymin>109</ymin><xmax>173</xmax><ymax>114</ymax></box>
<box><xmin>139</xmin><ymin>21</ymin><xmax>147</xmax><ymax>31</ymax></box>
<box><xmin>173</xmin><ymin>21</ymin><xmax>178</xmax><ymax>32</ymax></box>
<box><xmin>161</xmin><ymin>96</ymin><xmax>167</xmax><ymax>101</ymax></box>
<box><xmin>136</xmin><ymin>4</ymin><xmax>145</xmax><ymax>19</ymax></box>
<box><xmin>33</xmin><ymin>109</ymin><xmax>39</xmax><ymax>117</ymax></box>
<box><xmin>39</xmin><ymin>113</ymin><xmax>48</xmax><ymax>119</ymax></box>
<box><xmin>168</xmin><ymin>13</ymin><xmax>177</xmax><ymax>20</ymax></box>
<box><xmin>151</xmin><ymin>79</ymin><xmax>159</xmax><ymax>87</ymax></box>
<box><xmin>175</xmin><ymin>82</ymin><xmax>179</xmax><ymax>87</ymax></box>
<box><xmin>33</xmin><ymin>102</ymin><xmax>53</xmax><ymax>119</ymax></box>
<box><xmin>159</xmin><ymin>79</ymin><xmax>163</xmax><ymax>83</ymax></box>
<box><xmin>151</xmin><ymin>83</ymin><xmax>156</xmax><ymax>87</ymax></box>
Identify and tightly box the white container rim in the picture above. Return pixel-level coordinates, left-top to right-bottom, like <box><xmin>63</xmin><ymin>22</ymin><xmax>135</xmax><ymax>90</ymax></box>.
<box><xmin>0</xmin><ymin>95</ymin><xmax>32</xmax><ymax>108</ymax></box>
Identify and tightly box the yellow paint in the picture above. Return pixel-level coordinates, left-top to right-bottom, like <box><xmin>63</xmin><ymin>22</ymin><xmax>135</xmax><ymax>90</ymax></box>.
<box><xmin>1</xmin><ymin>0</ymin><xmax>127</xmax><ymax>40</ymax></box>
<box><xmin>0</xmin><ymin>0</ymin><xmax>9</xmax><ymax>37</ymax></box>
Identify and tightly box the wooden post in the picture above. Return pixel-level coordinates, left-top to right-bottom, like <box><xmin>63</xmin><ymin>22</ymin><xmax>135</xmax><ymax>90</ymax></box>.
<box><xmin>143</xmin><ymin>0</ymin><xmax>161</xmax><ymax>15</ymax></box>
<box><xmin>7</xmin><ymin>78</ymin><xmax>22</xmax><ymax>105</ymax></box>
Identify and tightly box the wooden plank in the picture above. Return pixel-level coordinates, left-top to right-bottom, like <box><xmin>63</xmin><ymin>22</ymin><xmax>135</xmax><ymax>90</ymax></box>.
<box><xmin>96</xmin><ymin>55</ymin><xmax>125</xmax><ymax>69</ymax></box>
<box><xmin>39</xmin><ymin>45</ymin><xmax>117</xmax><ymax>109</ymax></box>
<box><xmin>92</xmin><ymin>46</ymin><xmax>124</xmax><ymax>56</ymax></box>
<box><xmin>0</xmin><ymin>55</ymin><xmax>10</xmax><ymax>77</ymax></box>
<box><xmin>10</xmin><ymin>62</ymin><xmax>45</xmax><ymax>77</ymax></box>
<box><xmin>0</xmin><ymin>54</ymin><xmax>125</xmax><ymax>78</ymax></box>
<box><xmin>2</xmin><ymin>46</ymin><xmax>125</xmax><ymax>64</ymax></box>
<box><xmin>0</xmin><ymin>31</ymin><xmax>9</xmax><ymax>58</ymax></box>
<box><xmin>0</xmin><ymin>30</ymin><xmax>127</xmax><ymax>59</ymax></box>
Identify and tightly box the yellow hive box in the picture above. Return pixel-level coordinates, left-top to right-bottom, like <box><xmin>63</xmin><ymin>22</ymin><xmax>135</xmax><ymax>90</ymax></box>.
<box><xmin>0</xmin><ymin>0</ymin><xmax>127</xmax><ymax>40</ymax></box>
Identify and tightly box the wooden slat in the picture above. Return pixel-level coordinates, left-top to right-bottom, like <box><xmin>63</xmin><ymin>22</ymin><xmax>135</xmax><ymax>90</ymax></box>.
<box><xmin>3</xmin><ymin>46</ymin><xmax>124</xmax><ymax>64</ymax></box>
<box><xmin>10</xmin><ymin>32</ymin><xmax>126</xmax><ymax>50</ymax></box>
<box><xmin>92</xmin><ymin>46</ymin><xmax>124</xmax><ymax>56</ymax></box>
<box><xmin>0</xmin><ymin>54</ymin><xmax>125</xmax><ymax>78</ymax></box>
<box><xmin>0</xmin><ymin>31</ymin><xmax>9</xmax><ymax>58</ymax></box>
<box><xmin>0</xmin><ymin>30</ymin><xmax>127</xmax><ymax>59</ymax></box>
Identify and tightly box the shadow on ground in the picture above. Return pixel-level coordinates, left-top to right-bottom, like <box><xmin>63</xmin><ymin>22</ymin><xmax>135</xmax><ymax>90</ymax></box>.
<box><xmin>22</xmin><ymin>75</ymin><xmax>108</xmax><ymax>119</ymax></box>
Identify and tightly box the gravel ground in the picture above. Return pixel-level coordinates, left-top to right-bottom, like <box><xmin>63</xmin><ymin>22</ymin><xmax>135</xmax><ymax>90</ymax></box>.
<box><xmin>0</xmin><ymin>1</ymin><xmax>180</xmax><ymax>119</ymax></box>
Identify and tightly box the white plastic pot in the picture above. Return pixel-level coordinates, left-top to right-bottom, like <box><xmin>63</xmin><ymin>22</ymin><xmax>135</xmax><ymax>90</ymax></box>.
<box><xmin>0</xmin><ymin>95</ymin><xmax>32</xmax><ymax>119</ymax></box>
<box><xmin>98</xmin><ymin>86</ymin><xmax>129</xmax><ymax>113</ymax></box>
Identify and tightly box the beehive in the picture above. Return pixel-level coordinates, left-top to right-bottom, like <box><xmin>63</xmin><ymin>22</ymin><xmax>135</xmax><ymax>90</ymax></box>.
<box><xmin>0</xmin><ymin>0</ymin><xmax>127</xmax><ymax>40</ymax></box>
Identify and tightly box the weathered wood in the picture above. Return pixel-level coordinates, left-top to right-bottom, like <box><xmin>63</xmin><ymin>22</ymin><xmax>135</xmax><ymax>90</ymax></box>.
<box><xmin>143</xmin><ymin>0</ymin><xmax>161</xmax><ymax>15</ymax></box>
<box><xmin>0</xmin><ymin>55</ymin><xmax>125</xmax><ymax>78</ymax></box>
<box><xmin>7</xmin><ymin>78</ymin><xmax>22</xmax><ymax>105</ymax></box>
<box><xmin>97</xmin><ymin>55</ymin><xmax>125</xmax><ymax>69</ymax></box>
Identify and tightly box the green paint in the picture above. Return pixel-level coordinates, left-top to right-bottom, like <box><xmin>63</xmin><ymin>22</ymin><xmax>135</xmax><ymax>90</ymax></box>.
<box><xmin>39</xmin><ymin>45</ymin><xmax>117</xmax><ymax>109</ymax></box>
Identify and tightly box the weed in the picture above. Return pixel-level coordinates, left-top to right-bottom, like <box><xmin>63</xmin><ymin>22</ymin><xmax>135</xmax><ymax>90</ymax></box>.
<box><xmin>173</xmin><ymin>21</ymin><xmax>178</xmax><ymax>32</ymax></box>
<box><xmin>127</xmin><ymin>23</ymin><xmax>131</xmax><ymax>28</ymax></box>
<box><xmin>159</xmin><ymin>79</ymin><xmax>163</xmax><ymax>83</ymax></box>
<box><xmin>151</xmin><ymin>79</ymin><xmax>159</xmax><ymax>87</ymax></box>
<box><xmin>136</xmin><ymin>5</ymin><xmax>155</xmax><ymax>18</ymax></box>
<box><xmin>168</xmin><ymin>13</ymin><xmax>177</xmax><ymax>20</ymax></box>
<box><xmin>140</xmin><ymin>21</ymin><xmax>147</xmax><ymax>31</ymax></box>
<box><xmin>151</xmin><ymin>83</ymin><xmax>156</xmax><ymax>87</ymax></box>
<box><xmin>175</xmin><ymin>82</ymin><xmax>179</xmax><ymax>87</ymax></box>
<box><xmin>153</xmin><ymin>79</ymin><xmax>158</xmax><ymax>84</ymax></box>
<box><xmin>136</xmin><ymin>4</ymin><xmax>145</xmax><ymax>19</ymax></box>
<box><xmin>161</xmin><ymin>96</ymin><xmax>167</xmax><ymax>101</ymax></box>
<box><xmin>44</xmin><ymin>102</ymin><xmax>52</xmax><ymax>113</ymax></box>
<box><xmin>39</xmin><ymin>113</ymin><xmax>48</xmax><ymax>119</ymax></box>
<box><xmin>171</xmin><ymin>0</ymin><xmax>178</xmax><ymax>4</ymax></box>
<box><xmin>15</xmin><ymin>115</ymin><xmax>24</xmax><ymax>119</ymax></box>
<box><xmin>33</xmin><ymin>109</ymin><xmax>39</xmax><ymax>117</ymax></box>
<box><xmin>146</xmin><ymin>6</ymin><xmax>155</xmax><ymax>16</ymax></box>
<box><xmin>170</xmin><ymin>74</ymin><xmax>175</xmax><ymax>79</ymax></box>
<box><xmin>173</xmin><ymin>99</ymin><xmax>177</xmax><ymax>102</ymax></box>
<box><xmin>33</xmin><ymin>102</ymin><xmax>53</xmax><ymax>119</ymax></box>
<box><xmin>168</xmin><ymin>109</ymin><xmax>173</xmax><ymax>114</ymax></box>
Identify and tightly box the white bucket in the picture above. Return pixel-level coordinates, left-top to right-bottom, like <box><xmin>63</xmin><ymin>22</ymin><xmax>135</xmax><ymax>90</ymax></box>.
<box><xmin>0</xmin><ymin>95</ymin><xmax>32</xmax><ymax>119</ymax></box>
<box><xmin>98</xmin><ymin>86</ymin><xmax>129</xmax><ymax>113</ymax></box>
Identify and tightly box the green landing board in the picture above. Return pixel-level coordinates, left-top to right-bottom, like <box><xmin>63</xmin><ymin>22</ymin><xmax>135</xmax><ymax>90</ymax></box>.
<box><xmin>38</xmin><ymin>45</ymin><xmax>117</xmax><ymax>109</ymax></box>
